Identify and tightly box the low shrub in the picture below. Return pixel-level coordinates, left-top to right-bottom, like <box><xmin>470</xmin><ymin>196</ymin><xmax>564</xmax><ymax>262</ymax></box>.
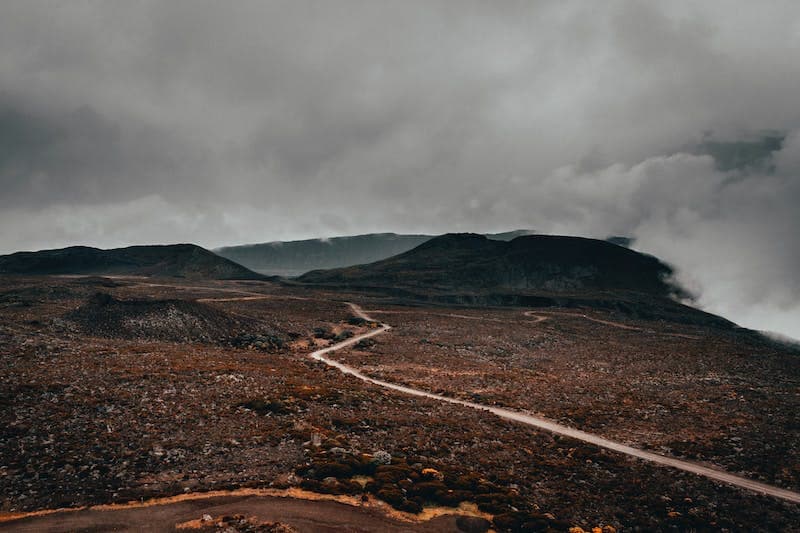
<box><xmin>374</xmin><ymin>464</ymin><xmax>415</xmax><ymax>484</ymax></box>
<box><xmin>238</xmin><ymin>399</ymin><xmax>289</xmax><ymax>415</ymax></box>
<box><xmin>312</xmin><ymin>460</ymin><xmax>354</xmax><ymax>479</ymax></box>
<box><xmin>334</xmin><ymin>330</ymin><xmax>354</xmax><ymax>341</ymax></box>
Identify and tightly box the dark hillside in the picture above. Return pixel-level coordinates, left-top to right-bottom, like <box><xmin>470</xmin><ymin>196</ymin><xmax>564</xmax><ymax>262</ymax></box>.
<box><xmin>297</xmin><ymin>233</ymin><xmax>728</xmax><ymax>326</ymax></box>
<box><xmin>300</xmin><ymin>233</ymin><xmax>676</xmax><ymax>296</ymax></box>
<box><xmin>0</xmin><ymin>244</ymin><xmax>264</xmax><ymax>280</ymax></box>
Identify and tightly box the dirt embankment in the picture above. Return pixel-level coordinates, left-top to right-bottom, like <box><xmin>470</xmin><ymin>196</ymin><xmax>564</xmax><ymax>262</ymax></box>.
<box><xmin>0</xmin><ymin>490</ymin><xmax>471</xmax><ymax>532</ymax></box>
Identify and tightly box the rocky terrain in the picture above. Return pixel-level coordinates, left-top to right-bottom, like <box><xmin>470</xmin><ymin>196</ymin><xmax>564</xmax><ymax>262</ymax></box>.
<box><xmin>0</xmin><ymin>244</ymin><xmax>265</xmax><ymax>280</ymax></box>
<box><xmin>65</xmin><ymin>291</ymin><xmax>284</xmax><ymax>348</ymax></box>
<box><xmin>1</xmin><ymin>275</ymin><xmax>799</xmax><ymax>531</ymax></box>
<box><xmin>334</xmin><ymin>304</ymin><xmax>800</xmax><ymax>492</ymax></box>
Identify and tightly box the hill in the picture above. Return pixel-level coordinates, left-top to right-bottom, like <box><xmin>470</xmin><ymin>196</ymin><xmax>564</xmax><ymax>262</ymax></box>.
<box><xmin>214</xmin><ymin>230</ymin><xmax>537</xmax><ymax>276</ymax></box>
<box><xmin>65</xmin><ymin>292</ymin><xmax>283</xmax><ymax>347</ymax></box>
<box><xmin>0</xmin><ymin>244</ymin><xmax>264</xmax><ymax>280</ymax></box>
<box><xmin>299</xmin><ymin>233</ymin><xmax>675</xmax><ymax>294</ymax></box>
<box><xmin>298</xmin><ymin>233</ymin><xmax>728</xmax><ymax>325</ymax></box>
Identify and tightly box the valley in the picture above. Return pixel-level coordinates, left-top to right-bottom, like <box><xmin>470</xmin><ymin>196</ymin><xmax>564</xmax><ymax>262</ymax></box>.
<box><xmin>3</xmin><ymin>3</ymin><xmax>797</xmax><ymax>530</ymax></box>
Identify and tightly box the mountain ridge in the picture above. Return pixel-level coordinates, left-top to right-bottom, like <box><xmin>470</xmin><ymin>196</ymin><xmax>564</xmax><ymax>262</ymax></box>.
<box><xmin>299</xmin><ymin>232</ymin><xmax>677</xmax><ymax>296</ymax></box>
<box><xmin>214</xmin><ymin>230</ymin><xmax>538</xmax><ymax>275</ymax></box>
<box><xmin>296</xmin><ymin>233</ymin><xmax>729</xmax><ymax>326</ymax></box>
<box><xmin>0</xmin><ymin>243</ymin><xmax>264</xmax><ymax>280</ymax></box>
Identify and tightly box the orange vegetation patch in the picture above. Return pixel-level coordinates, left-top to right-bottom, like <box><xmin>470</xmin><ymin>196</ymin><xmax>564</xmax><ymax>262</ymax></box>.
<box><xmin>175</xmin><ymin>514</ymin><xmax>296</xmax><ymax>531</ymax></box>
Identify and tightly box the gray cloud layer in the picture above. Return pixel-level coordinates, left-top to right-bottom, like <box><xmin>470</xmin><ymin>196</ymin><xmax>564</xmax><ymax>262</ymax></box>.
<box><xmin>0</xmin><ymin>1</ymin><xmax>799</xmax><ymax>337</ymax></box>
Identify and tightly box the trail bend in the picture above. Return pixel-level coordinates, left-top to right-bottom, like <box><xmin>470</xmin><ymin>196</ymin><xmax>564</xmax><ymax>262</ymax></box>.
<box><xmin>366</xmin><ymin>309</ymin><xmax>548</xmax><ymax>324</ymax></box>
<box><xmin>310</xmin><ymin>303</ymin><xmax>800</xmax><ymax>505</ymax></box>
<box><xmin>523</xmin><ymin>310</ymin><xmax>701</xmax><ymax>339</ymax></box>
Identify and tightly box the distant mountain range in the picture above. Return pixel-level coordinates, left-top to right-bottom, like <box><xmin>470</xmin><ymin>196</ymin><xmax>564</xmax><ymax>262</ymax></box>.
<box><xmin>0</xmin><ymin>244</ymin><xmax>264</xmax><ymax>280</ymax></box>
<box><xmin>0</xmin><ymin>230</ymin><xmax>641</xmax><ymax>290</ymax></box>
<box><xmin>214</xmin><ymin>230</ymin><xmax>537</xmax><ymax>276</ymax></box>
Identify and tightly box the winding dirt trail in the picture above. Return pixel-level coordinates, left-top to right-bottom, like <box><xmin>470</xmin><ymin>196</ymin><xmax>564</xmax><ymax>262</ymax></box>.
<box><xmin>196</xmin><ymin>295</ymin><xmax>275</xmax><ymax>302</ymax></box>
<box><xmin>41</xmin><ymin>278</ymin><xmax>798</xmax><ymax>504</ymax></box>
<box><xmin>523</xmin><ymin>310</ymin><xmax>701</xmax><ymax>339</ymax></box>
<box><xmin>524</xmin><ymin>310</ymin><xmax>641</xmax><ymax>330</ymax></box>
<box><xmin>312</xmin><ymin>304</ymin><xmax>800</xmax><ymax>505</ymax></box>
<box><xmin>368</xmin><ymin>309</ymin><xmax>550</xmax><ymax>324</ymax></box>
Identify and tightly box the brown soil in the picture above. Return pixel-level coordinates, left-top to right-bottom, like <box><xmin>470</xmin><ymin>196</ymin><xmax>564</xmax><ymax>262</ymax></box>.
<box><xmin>0</xmin><ymin>491</ymin><xmax>463</xmax><ymax>532</ymax></box>
<box><xmin>1</xmin><ymin>275</ymin><xmax>798</xmax><ymax>531</ymax></box>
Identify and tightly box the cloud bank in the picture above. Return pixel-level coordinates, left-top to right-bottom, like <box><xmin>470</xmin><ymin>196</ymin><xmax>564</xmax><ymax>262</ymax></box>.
<box><xmin>0</xmin><ymin>1</ymin><xmax>799</xmax><ymax>337</ymax></box>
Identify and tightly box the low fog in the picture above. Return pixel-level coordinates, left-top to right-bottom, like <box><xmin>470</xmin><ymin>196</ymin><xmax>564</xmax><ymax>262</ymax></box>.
<box><xmin>0</xmin><ymin>1</ymin><xmax>798</xmax><ymax>338</ymax></box>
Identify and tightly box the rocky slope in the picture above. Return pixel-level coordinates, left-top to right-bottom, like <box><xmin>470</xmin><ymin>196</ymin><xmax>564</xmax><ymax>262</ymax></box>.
<box><xmin>65</xmin><ymin>292</ymin><xmax>283</xmax><ymax>348</ymax></box>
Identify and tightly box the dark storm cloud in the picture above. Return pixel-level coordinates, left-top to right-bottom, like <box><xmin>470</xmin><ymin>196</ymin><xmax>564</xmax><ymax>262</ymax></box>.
<box><xmin>0</xmin><ymin>95</ymin><xmax>185</xmax><ymax>207</ymax></box>
<box><xmin>692</xmin><ymin>133</ymin><xmax>784</xmax><ymax>172</ymax></box>
<box><xmin>0</xmin><ymin>0</ymin><xmax>799</xmax><ymax>337</ymax></box>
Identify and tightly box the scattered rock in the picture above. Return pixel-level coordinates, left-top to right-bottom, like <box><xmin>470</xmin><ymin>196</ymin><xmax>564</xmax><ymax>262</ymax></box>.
<box><xmin>371</xmin><ymin>450</ymin><xmax>392</xmax><ymax>465</ymax></box>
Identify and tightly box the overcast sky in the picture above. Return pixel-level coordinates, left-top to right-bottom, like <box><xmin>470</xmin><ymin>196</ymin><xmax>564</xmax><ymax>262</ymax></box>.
<box><xmin>1</xmin><ymin>1</ymin><xmax>799</xmax><ymax>338</ymax></box>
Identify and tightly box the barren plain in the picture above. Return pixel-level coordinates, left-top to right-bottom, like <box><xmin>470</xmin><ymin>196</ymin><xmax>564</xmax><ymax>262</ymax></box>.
<box><xmin>1</xmin><ymin>275</ymin><xmax>799</xmax><ymax>531</ymax></box>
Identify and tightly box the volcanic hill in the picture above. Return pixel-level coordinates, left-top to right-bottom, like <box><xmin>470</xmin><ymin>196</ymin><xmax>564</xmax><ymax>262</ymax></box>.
<box><xmin>299</xmin><ymin>233</ymin><xmax>728</xmax><ymax>326</ymax></box>
<box><xmin>0</xmin><ymin>244</ymin><xmax>264</xmax><ymax>280</ymax></box>
<box><xmin>66</xmin><ymin>292</ymin><xmax>284</xmax><ymax>347</ymax></box>
<box><xmin>299</xmin><ymin>233</ymin><xmax>673</xmax><ymax>293</ymax></box>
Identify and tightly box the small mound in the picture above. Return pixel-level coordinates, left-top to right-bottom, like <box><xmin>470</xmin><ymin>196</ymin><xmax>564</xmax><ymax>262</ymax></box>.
<box><xmin>71</xmin><ymin>276</ymin><xmax>122</xmax><ymax>288</ymax></box>
<box><xmin>66</xmin><ymin>292</ymin><xmax>283</xmax><ymax>347</ymax></box>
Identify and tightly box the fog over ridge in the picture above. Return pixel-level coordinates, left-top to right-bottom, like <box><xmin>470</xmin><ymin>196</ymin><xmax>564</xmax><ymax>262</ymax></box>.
<box><xmin>0</xmin><ymin>1</ymin><xmax>799</xmax><ymax>338</ymax></box>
